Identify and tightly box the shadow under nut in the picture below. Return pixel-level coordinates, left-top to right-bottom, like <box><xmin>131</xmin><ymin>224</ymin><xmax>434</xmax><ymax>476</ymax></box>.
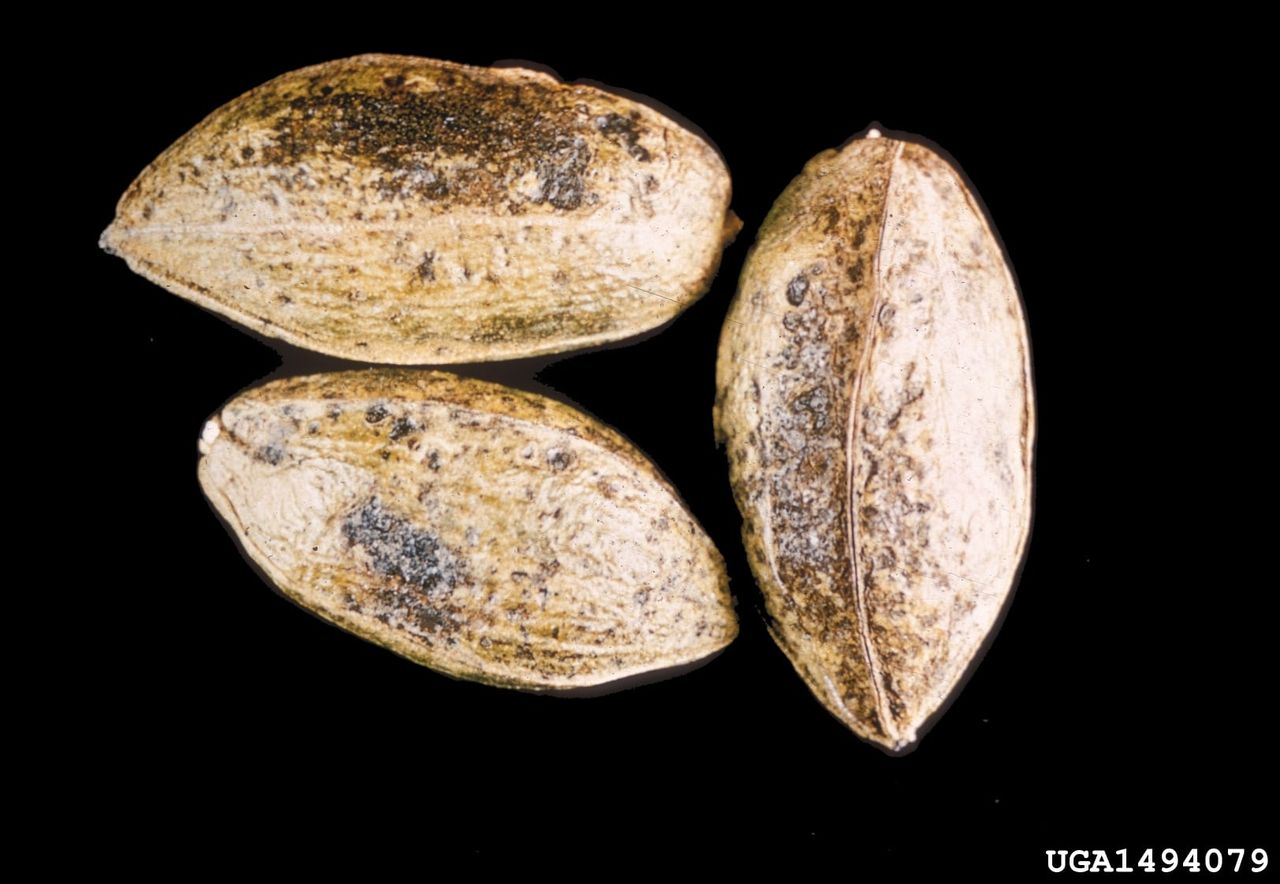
<box><xmin>101</xmin><ymin>53</ymin><xmax>740</xmax><ymax>363</ymax></box>
<box><xmin>714</xmin><ymin>131</ymin><xmax>1034</xmax><ymax>752</ymax></box>
<box><xmin>198</xmin><ymin>369</ymin><xmax>737</xmax><ymax>690</ymax></box>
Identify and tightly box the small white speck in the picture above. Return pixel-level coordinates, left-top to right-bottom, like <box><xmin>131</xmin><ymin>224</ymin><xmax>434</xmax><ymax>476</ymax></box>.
<box><xmin>199</xmin><ymin>420</ymin><xmax>221</xmax><ymax>454</ymax></box>
<box><xmin>867</xmin><ymin>128</ymin><xmax>883</xmax><ymax>139</ymax></box>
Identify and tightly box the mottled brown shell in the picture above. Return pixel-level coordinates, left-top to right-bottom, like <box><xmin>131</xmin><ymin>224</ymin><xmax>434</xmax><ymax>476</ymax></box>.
<box><xmin>101</xmin><ymin>54</ymin><xmax>739</xmax><ymax>363</ymax></box>
<box><xmin>714</xmin><ymin>132</ymin><xmax>1034</xmax><ymax>752</ymax></box>
<box><xmin>199</xmin><ymin>370</ymin><xmax>736</xmax><ymax>689</ymax></box>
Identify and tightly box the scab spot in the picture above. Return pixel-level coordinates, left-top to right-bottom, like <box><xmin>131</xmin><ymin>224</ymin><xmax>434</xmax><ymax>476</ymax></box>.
<box><xmin>791</xmin><ymin>386</ymin><xmax>831</xmax><ymax>432</ymax></box>
<box><xmin>365</xmin><ymin>404</ymin><xmax>388</xmax><ymax>423</ymax></box>
<box><xmin>546</xmin><ymin>448</ymin><xmax>574</xmax><ymax>471</ymax></box>
<box><xmin>786</xmin><ymin>274</ymin><xmax>809</xmax><ymax>306</ymax></box>
<box><xmin>847</xmin><ymin>256</ymin><xmax>866</xmax><ymax>283</ymax></box>
<box><xmin>536</xmin><ymin>136</ymin><xmax>590</xmax><ymax>210</ymax></box>
<box><xmin>389</xmin><ymin>417</ymin><xmax>418</xmax><ymax>441</ymax></box>
<box><xmin>256</xmin><ymin>444</ymin><xmax>285</xmax><ymax>465</ymax></box>
<box><xmin>594</xmin><ymin>112</ymin><xmax>651</xmax><ymax>162</ymax></box>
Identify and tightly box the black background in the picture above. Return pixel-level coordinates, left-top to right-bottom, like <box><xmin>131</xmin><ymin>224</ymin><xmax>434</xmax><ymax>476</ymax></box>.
<box><xmin>81</xmin><ymin>24</ymin><xmax>1271</xmax><ymax>874</ymax></box>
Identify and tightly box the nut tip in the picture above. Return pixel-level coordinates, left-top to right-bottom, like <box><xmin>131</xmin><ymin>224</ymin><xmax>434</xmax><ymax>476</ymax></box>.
<box><xmin>98</xmin><ymin>221</ymin><xmax>121</xmax><ymax>256</ymax></box>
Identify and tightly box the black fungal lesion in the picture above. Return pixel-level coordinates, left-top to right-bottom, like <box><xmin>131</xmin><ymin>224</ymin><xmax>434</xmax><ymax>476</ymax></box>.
<box><xmin>594</xmin><ymin>112</ymin><xmax>651</xmax><ymax>162</ymax></box>
<box><xmin>365</xmin><ymin>404</ymin><xmax>388</xmax><ymax>423</ymax></box>
<box><xmin>342</xmin><ymin>497</ymin><xmax>461</xmax><ymax>597</ymax></box>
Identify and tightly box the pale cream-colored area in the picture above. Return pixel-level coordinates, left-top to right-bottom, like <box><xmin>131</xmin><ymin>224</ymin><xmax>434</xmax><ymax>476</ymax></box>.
<box><xmin>198</xmin><ymin>370</ymin><xmax>736</xmax><ymax>689</ymax></box>
<box><xmin>100</xmin><ymin>55</ymin><xmax>737</xmax><ymax>363</ymax></box>
<box><xmin>716</xmin><ymin>134</ymin><xmax>1033</xmax><ymax>752</ymax></box>
<box><xmin>852</xmin><ymin>143</ymin><xmax>1033</xmax><ymax>745</ymax></box>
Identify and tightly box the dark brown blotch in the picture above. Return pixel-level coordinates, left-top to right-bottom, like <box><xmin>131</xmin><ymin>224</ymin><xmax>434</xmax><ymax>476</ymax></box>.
<box><xmin>255</xmin><ymin>69</ymin><xmax>615</xmax><ymax>211</ymax></box>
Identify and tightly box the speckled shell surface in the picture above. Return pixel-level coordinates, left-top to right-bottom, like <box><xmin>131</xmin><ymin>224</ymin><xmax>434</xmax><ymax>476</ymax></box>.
<box><xmin>714</xmin><ymin>133</ymin><xmax>1034</xmax><ymax>752</ymax></box>
<box><xmin>199</xmin><ymin>370</ymin><xmax>736</xmax><ymax>689</ymax></box>
<box><xmin>101</xmin><ymin>54</ymin><xmax>738</xmax><ymax>363</ymax></box>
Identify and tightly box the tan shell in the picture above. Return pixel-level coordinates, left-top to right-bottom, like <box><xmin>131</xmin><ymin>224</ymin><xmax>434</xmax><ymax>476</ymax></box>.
<box><xmin>101</xmin><ymin>54</ymin><xmax>739</xmax><ymax>363</ymax></box>
<box><xmin>199</xmin><ymin>370</ymin><xmax>736</xmax><ymax>689</ymax></box>
<box><xmin>714</xmin><ymin>131</ymin><xmax>1034</xmax><ymax>752</ymax></box>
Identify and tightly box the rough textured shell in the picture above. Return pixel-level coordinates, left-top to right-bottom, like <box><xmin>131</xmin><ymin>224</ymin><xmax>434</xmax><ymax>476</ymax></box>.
<box><xmin>101</xmin><ymin>54</ymin><xmax>738</xmax><ymax>363</ymax></box>
<box><xmin>714</xmin><ymin>133</ymin><xmax>1034</xmax><ymax>752</ymax></box>
<box><xmin>198</xmin><ymin>370</ymin><xmax>736</xmax><ymax>689</ymax></box>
